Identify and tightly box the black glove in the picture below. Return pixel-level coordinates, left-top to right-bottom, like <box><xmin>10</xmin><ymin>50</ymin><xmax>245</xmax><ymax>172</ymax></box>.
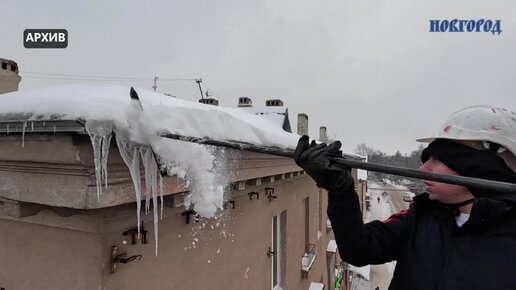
<box><xmin>294</xmin><ymin>135</ymin><xmax>353</xmax><ymax>192</ymax></box>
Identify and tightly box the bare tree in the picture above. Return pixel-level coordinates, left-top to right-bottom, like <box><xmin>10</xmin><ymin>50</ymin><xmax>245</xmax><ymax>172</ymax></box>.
<box><xmin>354</xmin><ymin>143</ymin><xmax>376</xmax><ymax>157</ymax></box>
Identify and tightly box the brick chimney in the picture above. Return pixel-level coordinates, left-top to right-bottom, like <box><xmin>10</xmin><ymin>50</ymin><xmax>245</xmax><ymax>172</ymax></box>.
<box><xmin>238</xmin><ymin>97</ymin><xmax>253</xmax><ymax>107</ymax></box>
<box><xmin>319</xmin><ymin>126</ymin><xmax>328</xmax><ymax>143</ymax></box>
<box><xmin>265</xmin><ymin>99</ymin><xmax>283</xmax><ymax>107</ymax></box>
<box><xmin>297</xmin><ymin>113</ymin><xmax>308</xmax><ymax>136</ymax></box>
<box><xmin>199</xmin><ymin>98</ymin><xmax>219</xmax><ymax>106</ymax></box>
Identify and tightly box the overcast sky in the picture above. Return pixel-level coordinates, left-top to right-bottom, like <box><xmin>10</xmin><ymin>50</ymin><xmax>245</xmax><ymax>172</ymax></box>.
<box><xmin>2</xmin><ymin>0</ymin><xmax>515</xmax><ymax>154</ymax></box>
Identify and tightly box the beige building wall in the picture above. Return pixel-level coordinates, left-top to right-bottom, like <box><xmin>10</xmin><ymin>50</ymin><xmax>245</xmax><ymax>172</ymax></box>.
<box><xmin>0</xmin><ymin>58</ymin><xmax>21</xmax><ymax>94</ymax></box>
<box><xmin>0</xmin><ymin>219</ymin><xmax>103</xmax><ymax>290</ymax></box>
<box><xmin>0</xmin><ymin>131</ymin><xmax>342</xmax><ymax>290</ymax></box>
<box><xmin>99</xmin><ymin>176</ymin><xmax>334</xmax><ymax>290</ymax></box>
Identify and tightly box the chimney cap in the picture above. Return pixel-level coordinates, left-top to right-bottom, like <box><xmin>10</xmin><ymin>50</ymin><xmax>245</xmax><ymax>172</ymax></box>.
<box><xmin>238</xmin><ymin>97</ymin><xmax>253</xmax><ymax>107</ymax></box>
<box><xmin>199</xmin><ymin>98</ymin><xmax>219</xmax><ymax>106</ymax></box>
<box><xmin>266</xmin><ymin>99</ymin><xmax>283</xmax><ymax>107</ymax></box>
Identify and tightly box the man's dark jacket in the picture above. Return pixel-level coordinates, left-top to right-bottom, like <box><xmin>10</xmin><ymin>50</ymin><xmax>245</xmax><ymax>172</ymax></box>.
<box><xmin>328</xmin><ymin>185</ymin><xmax>516</xmax><ymax>290</ymax></box>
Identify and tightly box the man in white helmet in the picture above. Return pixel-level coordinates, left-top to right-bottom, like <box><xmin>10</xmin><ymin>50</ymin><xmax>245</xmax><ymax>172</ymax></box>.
<box><xmin>294</xmin><ymin>106</ymin><xmax>516</xmax><ymax>290</ymax></box>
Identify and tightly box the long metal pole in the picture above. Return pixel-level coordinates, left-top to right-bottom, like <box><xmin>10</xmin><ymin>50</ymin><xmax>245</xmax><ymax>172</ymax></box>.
<box><xmin>159</xmin><ymin>132</ymin><xmax>516</xmax><ymax>194</ymax></box>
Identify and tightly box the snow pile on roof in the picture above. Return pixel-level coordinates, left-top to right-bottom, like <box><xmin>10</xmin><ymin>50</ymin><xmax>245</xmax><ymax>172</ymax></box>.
<box><xmin>0</xmin><ymin>85</ymin><xmax>299</xmax><ymax>148</ymax></box>
<box><xmin>237</xmin><ymin>105</ymin><xmax>288</xmax><ymax>129</ymax></box>
<box><xmin>0</xmin><ymin>84</ymin><xmax>300</xmax><ymax>254</ymax></box>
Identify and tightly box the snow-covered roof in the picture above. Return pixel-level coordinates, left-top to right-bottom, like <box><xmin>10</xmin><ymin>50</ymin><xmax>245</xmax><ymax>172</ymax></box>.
<box><xmin>0</xmin><ymin>85</ymin><xmax>299</xmax><ymax>149</ymax></box>
<box><xmin>237</xmin><ymin>105</ymin><xmax>291</xmax><ymax>132</ymax></box>
<box><xmin>0</xmin><ymin>85</ymin><xmax>305</xmax><ymax>255</ymax></box>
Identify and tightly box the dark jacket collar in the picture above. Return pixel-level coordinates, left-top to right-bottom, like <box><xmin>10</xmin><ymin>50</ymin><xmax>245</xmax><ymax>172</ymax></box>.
<box><xmin>414</xmin><ymin>193</ymin><xmax>516</xmax><ymax>228</ymax></box>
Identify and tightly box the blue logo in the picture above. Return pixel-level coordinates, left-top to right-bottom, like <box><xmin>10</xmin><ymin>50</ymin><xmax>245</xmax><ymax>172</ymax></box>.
<box><xmin>429</xmin><ymin>19</ymin><xmax>502</xmax><ymax>35</ymax></box>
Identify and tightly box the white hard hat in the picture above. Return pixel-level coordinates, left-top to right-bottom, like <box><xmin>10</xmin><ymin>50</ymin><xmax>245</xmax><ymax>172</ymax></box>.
<box><xmin>417</xmin><ymin>105</ymin><xmax>516</xmax><ymax>171</ymax></box>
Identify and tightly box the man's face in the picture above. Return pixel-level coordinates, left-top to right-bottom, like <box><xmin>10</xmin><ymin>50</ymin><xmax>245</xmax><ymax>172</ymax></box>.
<box><xmin>419</xmin><ymin>156</ymin><xmax>474</xmax><ymax>203</ymax></box>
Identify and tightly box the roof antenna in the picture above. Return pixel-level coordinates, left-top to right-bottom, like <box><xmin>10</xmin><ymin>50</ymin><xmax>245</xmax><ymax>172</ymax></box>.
<box><xmin>195</xmin><ymin>78</ymin><xmax>204</xmax><ymax>100</ymax></box>
<box><xmin>152</xmin><ymin>76</ymin><xmax>159</xmax><ymax>92</ymax></box>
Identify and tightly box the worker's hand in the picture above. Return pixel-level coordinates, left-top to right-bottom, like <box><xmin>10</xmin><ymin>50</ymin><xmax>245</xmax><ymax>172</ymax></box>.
<box><xmin>294</xmin><ymin>136</ymin><xmax>353</xmax><ymax>192</ymax></box>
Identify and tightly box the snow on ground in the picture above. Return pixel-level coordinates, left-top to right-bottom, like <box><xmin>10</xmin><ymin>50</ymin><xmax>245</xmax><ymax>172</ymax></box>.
<box><xmin>353</xmin><ymin>181</ymin><xmax>397</xmax><ymax>290</ymax></box>
<box><xmin>0</xmin><ymin>84</ymin><xmax>301</xmax><ymax>254</ymax></box>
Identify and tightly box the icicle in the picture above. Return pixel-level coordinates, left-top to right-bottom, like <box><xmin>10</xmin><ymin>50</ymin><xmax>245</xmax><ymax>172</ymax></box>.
<box><xmin>101</xmin><ymin>132</ymin><xmax>113</xmax><ymax>188</ymax></box>
<box><xmin>132</xmin><ymin>146</ymin><xmax>142</xmax><ymax>235</ymax></box>
<box><xmin>85</xmin><ymin>120</ymin><xmax>113</xmax><ymax>201</ymax></box>
<box><xmin>21</xmin><ymin>121</ymin><xmax>27</xmax><ymax>148</ymax></box>
<box><xmin>116</xmin><ymin>136</ymin><xmax>143</xmax><ymax>235</ymax></box>
<box><xmin>140</xmin><ymin>147</ymin><xmax>153</xmax><ymax>214</ymax></box>
<box><xmin>137</xmin><ymin>145</ymin><xmax>161</xmax><ymax>255</ymax></box>
<box><xmin>151</xmin><ymin>155</ymin><xmax>159</xmax><ymax>256</ymax></box>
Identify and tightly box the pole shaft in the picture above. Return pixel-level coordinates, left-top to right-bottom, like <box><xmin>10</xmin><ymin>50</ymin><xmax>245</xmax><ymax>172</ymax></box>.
<box><xmin>159</xmin><ymin>132</ymin><xmax>516</xmax><ymax>194</ymax></box>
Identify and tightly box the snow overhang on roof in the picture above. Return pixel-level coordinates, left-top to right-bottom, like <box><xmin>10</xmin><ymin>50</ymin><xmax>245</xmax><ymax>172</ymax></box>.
<box><xmin>0</xmin><ymin>113</ymin><xmax>85</xmax><ymax>133</ymax></box>
<box><xmin>0</xmin><ymin>85</ymin><xmax>304</xmax><ymax>220</ymax></box>
<box><xmin>0</xmin><ymin>85</ymin><xmax>299</xmax><ymax>149</ymax></box>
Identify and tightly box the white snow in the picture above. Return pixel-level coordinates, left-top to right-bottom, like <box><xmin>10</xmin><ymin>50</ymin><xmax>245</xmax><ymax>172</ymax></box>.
<box><xmin>349</xmin><ymin>264</ymin><xmax>371</xmax><ymax>281</ymax></box>
<box><xmin>309</xmin><ymin>282</ymin><xmax>325</xmax><ymax>290</ymax></box>
<box><xmin>362</xmin><ymin>181</ymin><xmax>400</xmax><ymax>288</ymax></box>
<box><xmin>237</xmin><ymin>105</ymin><xmax>288</xmax><ymax>128</ymax></box>
<box><xmin>326</xmin><ymin>239</ymin><xmax>337</xmax><ymax>253</ymax></box>
<box><xmin>0</xmin><ymin>84</ymin><xmax>301</xmax><ymax>254</ymax></box>
<box><xmin>0</xmin><ymin>85</ymin><xmax>299</xmax><ymax>148</ymax></box>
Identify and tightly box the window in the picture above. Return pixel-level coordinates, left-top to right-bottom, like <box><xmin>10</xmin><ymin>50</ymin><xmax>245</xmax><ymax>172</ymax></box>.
<box><xmin>272</xmin><ymin>211</ymin><xmax>286</xmax><ymax>290</ymax></box>
<box><xmin>1</xmin><ymin>62</ymin><xmax>6</xmax><ymax>70</ymax></box>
